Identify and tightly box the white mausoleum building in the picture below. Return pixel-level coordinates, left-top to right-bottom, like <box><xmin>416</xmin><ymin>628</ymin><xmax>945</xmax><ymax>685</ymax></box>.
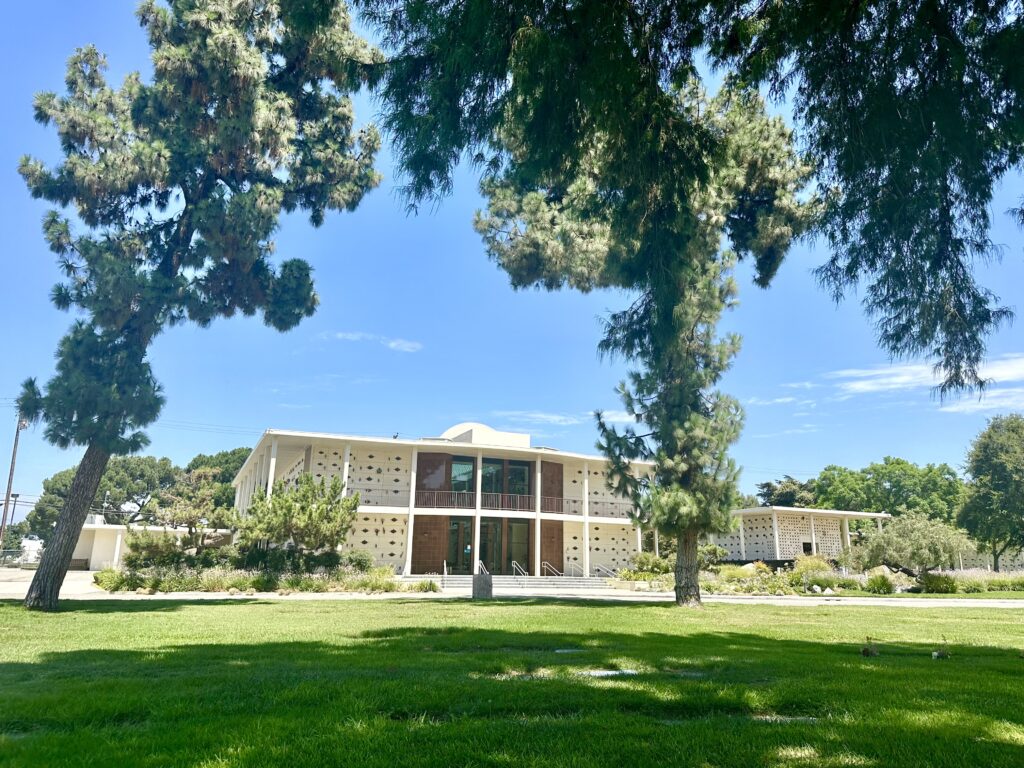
<box><xmin>714</xmin><ymin>506</ymin><xmax>891</xmax><ymax>561</ymax></box>
<box><xmin>232</xmin><ymin>423</ymin><xmax>651</xmax><ymax>576</ymax></box>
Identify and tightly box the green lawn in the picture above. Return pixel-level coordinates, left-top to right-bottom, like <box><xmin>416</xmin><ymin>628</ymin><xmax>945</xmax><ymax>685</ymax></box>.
<box><xmin>1</xmin><ymin>598</ymin><xmax>1023</xmax><ymax>767</ymax></box>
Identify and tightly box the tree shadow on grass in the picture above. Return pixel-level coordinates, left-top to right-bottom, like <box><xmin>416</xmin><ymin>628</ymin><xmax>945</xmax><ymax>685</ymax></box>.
<box><xmin>1</xmin><ymin>622</ymin><xmax>1022</xmax><ymax>768</ymax></box>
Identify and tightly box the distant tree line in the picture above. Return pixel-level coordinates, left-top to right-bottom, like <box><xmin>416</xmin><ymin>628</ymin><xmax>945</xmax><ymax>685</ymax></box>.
<box><xmin>753</xmin><ymin>415</ymin><xmax>1024</xmax><ymax>571</ymax></box>
<box><xmin>8</xmin><ymin>447</ymin><xmax>250</xmax><ymax>546</ymax></box>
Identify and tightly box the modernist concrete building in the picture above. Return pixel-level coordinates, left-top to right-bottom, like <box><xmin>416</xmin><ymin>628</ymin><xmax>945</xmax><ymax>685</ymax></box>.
<box><xmin>714</xmin><ymin>506</ymin><xmax>891</xmax><ymax>561</ymax></box>
<box><xmin>70</xmin><ymin>515</ymin><xmax>199</xmax><ymax>571</ymax></box>
<box><xmin>232</xmin><ymin>423</ymin><xmax>650</xmax><ymax>577</ymax></box>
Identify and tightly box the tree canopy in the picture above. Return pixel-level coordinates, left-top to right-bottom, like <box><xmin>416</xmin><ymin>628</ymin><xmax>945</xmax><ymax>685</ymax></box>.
<box><xmin>857</xmin><ymin>513</ymin><xmax>974</xmax><ymax>575</ymax></box>
<box><xmin>360</xmin><ymin>0</ymin><xmax>1024</xmax><ymax>391</ymax></box>
<box><xmin>18</xmin><ymin>0</ymin><xmax>381</xmax><ymax>610</ymax></box>
<box><xmin>239</xmin><ymin>475</ymin><xmax>358</xmax><ymax>553</ymax></box>
<box><xmin>959</xmin><ymin>414</ymin><xmax>1024</xmax><ymax>570</ymax></box>
<box><xmin>756</xmin><ymin>458</ymin><xmax>965</xmax><ymax>522</ymax></box>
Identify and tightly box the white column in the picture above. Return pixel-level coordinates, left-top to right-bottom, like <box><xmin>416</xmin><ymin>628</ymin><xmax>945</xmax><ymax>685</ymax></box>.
<box><xmin>113</xmin><ymin>531</ymin><xmax>123</xmax><ymax>566</ymax></box>
<box><xmin>876</xmin><ymin>518</ymin><xmax>883</xmax><ymax>533</ymax></box>
<box><xmin>582</xmin><ymin>462</ymin><xmax>591</xmax><ymax>577</ymax></box>
<box><xmin>265</xmin><ymin>438</ymin><xmax>279</xmax><ymax>499</ymax></box>
<box><xmin>534</xmin><ymin>458</ymin><xmax>542</xmax><ymax>576</ymax></box>
<box><xmin>472</xmin><ymin>450</ymin><xmax>483</xmax><ymax>575</ymax></box>
<box><xmin>254</xmin><ymin>453</ymin><xmax>264</xmax><ymax>501</ymax></box>
<box><xmin>636</xmin><ymin>525</ymin><xmax>642</xmax><ymax>553</ymax></box>
<box><xmin>771</xmin><ymin>509</ymin><xmax>781</xmax><ymax>560</ymax></box>
<box><xmin>233</xmin><ymin>483</ymin><xmax>241</xmax><ymax>510</ymax></box>
<box><xmin>654</xmin><ymin>530</ymin><xmax>660</xmax><ymax>558</ymax></box>
<box><xmin>341</xmin><ymin>443</ymin><xmax>351</xmax><ymax>494</ymax></box>
<box><xmin>403</xmin><ymin>448</ymin><xmax>418</xmax><ymax>576</ymax></box>
<box><xmin>842</xmin><ymin>518</ymin><xmax>851</xmax><ymax>549</ymax></box>
<box><xmin>809</xmin><ymin>514</ymin><xmax>817</xmax><ymax>555</ymax></box>
<box><xmin>739</xmin><ymin>518</ymin><xmax>746</xmax><ymax>560</ymax></box>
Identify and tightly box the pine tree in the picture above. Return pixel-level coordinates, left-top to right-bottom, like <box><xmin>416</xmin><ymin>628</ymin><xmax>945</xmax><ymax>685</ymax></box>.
<box><xmin>475</xmin><ymin>85</ymin><xmax>813</xmax><ymax>605</ymax></box>
<box><xmin>18</xmin><ymin>0</ymin><xmax>380</xmax><ymax>610</ymax></box>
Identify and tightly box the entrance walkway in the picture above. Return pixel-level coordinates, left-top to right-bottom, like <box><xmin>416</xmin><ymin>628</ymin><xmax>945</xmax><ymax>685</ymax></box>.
<box><xmin>0</xmin><ymin>570</ymin><xmax>1022</xmax><ymax>607</ymax></box>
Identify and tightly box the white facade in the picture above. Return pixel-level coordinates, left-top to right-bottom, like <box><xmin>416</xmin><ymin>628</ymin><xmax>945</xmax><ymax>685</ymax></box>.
<box><xmin>233</xmin><ymin>423</ymin><xmax>649</xmax><ymax>576</ymax></box>
<box><xmin>713</xmin><ymin>506</ymin><xmax>891</xmax><ymax>561</ymax></box>
<box><xmin>70</xmin><ymin>515</ymin><xmax>198</xmax><ymax>571</ymax></box>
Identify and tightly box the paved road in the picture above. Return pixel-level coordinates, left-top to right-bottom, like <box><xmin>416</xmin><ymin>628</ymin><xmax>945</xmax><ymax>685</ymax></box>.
<box><xmin>1</xmin><ymin>570</ymin><xmax>1022</xmax><ymax>607</ymax></box>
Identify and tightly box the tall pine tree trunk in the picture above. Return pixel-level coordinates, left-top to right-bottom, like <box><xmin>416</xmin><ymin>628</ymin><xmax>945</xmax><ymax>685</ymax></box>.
<box><xmin>24</xmin><ymin>443</ymin><xmax>111</xmax><ymax>611</ymax></box>
<box><xmin>674</xmin><ymin>527</ymin><xmax>701</xmax><ymax>607</ymax></box>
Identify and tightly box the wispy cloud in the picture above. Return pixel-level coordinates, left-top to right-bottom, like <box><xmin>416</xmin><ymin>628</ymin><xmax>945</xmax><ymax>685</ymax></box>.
<box><xmin>326</xmin><ymin>331</ymin><xmax>423</xmax><ymax>353</ymax></box>
<box><xmin>939</xmin><ymin>388</ymin><xmax>1024</xmax><ymax>414</ymax></box>
<box><xmin>600</xmin><ymin>409</ymin><xmax>639</xmax><ymax>424</ymax></box>
<box><xmin>825</xmin><ymin>353</ymin><xmax>1024</xmax><ymax>396</ymax></box>
<box><xmin>751</xmin><ymin>424</ymin><xmax>820</xmax><ymax>439</ymax></box>
<box><xmin>492</xmin><ymin>410</ymin><xmax>587</xmax><ymax>426</ymax></box>
<box><xmin>747</xmin><ymin>396</ymin><xmax>798</xmax><ymax>406</ymax></box>
<box><xmin>782</xmin><ymin>381</ymin><xmax>819</xmax><ymax>390</ymax></box>
<box><xmin>385</xmin><ymin>338</ymin><xmax>423</xmax><ymax>353</ymax></box>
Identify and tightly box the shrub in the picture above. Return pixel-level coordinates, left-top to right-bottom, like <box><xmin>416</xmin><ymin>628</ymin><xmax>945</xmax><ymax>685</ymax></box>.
<box><xmin>919</xmin><ymin>572</ymin><xmax>958</xmax><ymax>594</ymax></box>
<box><xmin>865</xmin><ymin>574</ymin><xmax>894</xmax><ymax>594</ymax></box>
<box><xmin>409</xmin><ymin>579</ymin><xmax>440</xmax><ymax>592</ymax></box>
<box><xmin>94</xmin><ymin>568</ymin><xmax>125</xmax><ymax>591</ymax></box>
<box><xmin>124</xmin><ymin>531</ymin><xmax>185</xmax><ymax>569</ymax></box>
<box><xmin>340</xmin><ymin>549</ymin><xmax>374</xmax><ymax>572</ymax></box>
<box><xmin>159</xmin><ymin>569</ymin><xmax>203</xmax><ymax>592</ymax></box>
<box><xmin>698</xmin><ymin>543</ymin><xmax>728</xmax><ymax>571</ymax></box>
<box><xmin>958</xmin><ymin>578</ymin><xmax>987</xmax><ymax>594</ymax></box>
<box><xmin>792</xmin><ymin>554</ymin><xmax>833</xmax><ymax>577</ymax></box>
<box><xmin>632</xmin><ymin>551</ymin><xmax>673</xmax><ymax>574</ymax></box>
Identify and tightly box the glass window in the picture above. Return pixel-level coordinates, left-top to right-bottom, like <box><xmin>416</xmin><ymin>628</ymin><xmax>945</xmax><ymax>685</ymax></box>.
<box><xmin>450</xmin><ymin>456</ymin><xmax>475</xmax><ymax>493</ymax></box>
<box><xmin>481</xmin><ymin>459</ymin><xmax>503</xmax><ymax>495</ymax></box>
<box><xmin>508</xmin><ymin>461</ymin><xmax>531</xmax><ymax>496</ymax></box>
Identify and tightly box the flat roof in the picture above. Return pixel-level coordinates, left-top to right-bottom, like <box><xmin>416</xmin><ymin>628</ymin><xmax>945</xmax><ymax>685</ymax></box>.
<box><xmin>732</xmin><ymin>506</ymin><xmax>891</xmax><ymax>520</ymax></box>
<box><xmin>233</xmin><ymin>427</ymin><xmax>654</xmax><ymax>486</ymax></box>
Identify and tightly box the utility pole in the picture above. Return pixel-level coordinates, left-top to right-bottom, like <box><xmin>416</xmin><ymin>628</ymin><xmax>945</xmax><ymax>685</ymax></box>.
<box><xmin>1</xmin><ymin>414</ymin><xmax>29</xmax><ymax>549</ymax></box>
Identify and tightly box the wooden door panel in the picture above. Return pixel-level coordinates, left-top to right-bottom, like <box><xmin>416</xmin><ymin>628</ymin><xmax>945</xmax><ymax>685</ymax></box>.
<box><xmin>540</xmin><ymin>520</ymin><xmax>563</xmax><ymax>572</ymax></box>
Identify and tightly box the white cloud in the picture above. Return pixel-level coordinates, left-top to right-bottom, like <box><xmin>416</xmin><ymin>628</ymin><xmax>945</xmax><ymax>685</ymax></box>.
<box><xmin>751</xmin><ymin>424</ymin><xmax>820</xmax><ymax>439</ymax></box>
<box><xmin>600</xmin><ymin>410</ymin><xmax>638</xmax><ymax>424</ymax></box>
<box><xmin>825</xmin><ymin>353</ymin><xmax>1024</xmax><ymax>395</ymax></box>
<box><xmin>329</xmin><ymin>331</ymin><xmax>423</xmax><ymax>353</ymax></box>
<box><xmin>386</xmin><ymin>338</ymin><xmax>423</xmax><ymax>353</ymax></box>
<box><xmin>782</xmin><ymin>381</ymin><xmax>819</xmax><ymax>390</ymax></box>
<box><xmin>939</xmin><ymin>388</ymin><xmax>1024</xmax><ymax>414</ymax></box>
<box><xmin>747</xmin><ymin>396</ymin><xmax>798</xmax><ymax>406</ymax></box>
<box><xmin>492</xmin><ymin>410</ymin><xmax>587</xmax><ymax>426</ymax></box>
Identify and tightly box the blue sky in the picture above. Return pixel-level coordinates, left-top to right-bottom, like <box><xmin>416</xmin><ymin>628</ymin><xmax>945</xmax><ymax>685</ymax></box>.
<box><xmin>3</xmin><ymin>1</ymin><xmax>1024</xmax><ymax>520</ymax></box>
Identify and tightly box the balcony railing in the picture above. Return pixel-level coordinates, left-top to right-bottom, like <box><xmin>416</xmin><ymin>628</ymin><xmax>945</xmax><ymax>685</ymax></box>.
<box><xmin>481</xmin><ymin>492</ymin><xmax>534</xmax><ymax>512</ymax></box>
<box><xmin>349</xmin><ymin>488</ymin><xmax>632</xmax><ymax>518</ymax></box>
<box><xmin>414</xmin><ymin>490</ymin><xmax>476</xmax><ymax>509</ymax></box>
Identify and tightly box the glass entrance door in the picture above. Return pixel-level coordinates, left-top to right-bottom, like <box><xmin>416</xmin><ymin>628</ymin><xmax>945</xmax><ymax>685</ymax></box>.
<box><xmin>479</xmin><ymin>517</ymin><xmax>503</xmax><ymax>574</ymax></box>
<box><xmin>506</xmin><ymin>520</ymin><xmax>529</xmax><ymax>575</ymax></box>
<box><xmin>447</xmin><ymin>517</ymin><xmax>473</xmax><ymax>574</ymax></box>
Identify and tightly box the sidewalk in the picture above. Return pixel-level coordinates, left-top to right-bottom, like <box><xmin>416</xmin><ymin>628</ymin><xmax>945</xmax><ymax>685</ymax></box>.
<box><xmin>1</xmin><ymin>570</ymin><xmax>1022</xmax><ymax>607</ymax></box>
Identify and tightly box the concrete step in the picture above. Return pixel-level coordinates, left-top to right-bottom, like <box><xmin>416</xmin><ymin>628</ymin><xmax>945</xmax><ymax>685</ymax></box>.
<box><xmin>404</xmin><ymin>575</ymin><xmax>612</xmax><ymax>589</ymax></box>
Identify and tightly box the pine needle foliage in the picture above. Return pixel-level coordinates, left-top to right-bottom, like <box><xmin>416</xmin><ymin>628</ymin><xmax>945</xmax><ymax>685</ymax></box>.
<box><xmin>18</xmin><ymin>0</ymin><xmax>381</xmax><ymax>610</ymax></box>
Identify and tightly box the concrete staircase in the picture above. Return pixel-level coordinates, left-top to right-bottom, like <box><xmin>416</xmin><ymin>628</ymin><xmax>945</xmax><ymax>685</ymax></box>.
<box><xmin>405</xmin><ymin>574</ymin><xmax>611</xmax><ymax>590</ymax></box>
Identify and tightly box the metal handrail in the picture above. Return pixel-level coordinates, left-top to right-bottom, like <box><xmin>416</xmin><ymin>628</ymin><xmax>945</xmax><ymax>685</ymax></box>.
<box><xmin>442</xmin><ymin>560</ymin><xmax>447</xmax><ymax>589</ymax></box>
<box><xmin>565</xmin><ymin>561</ymin><xmax>584</xmax><ymax>577</ymax></box>
<box><xmin>541</xmin><ymin>561</ymin><xmax>562</xmax><ymax>577</ymax></box>
<box><xmin>593</xmin><ymin>564</ymin><xmax>617</xmax><ymax>579</ymax></box>
<box><xmin>477</xmin><ymin>560</ymin><xmax>489</xmax><ymax>576</ymax></box>
<box><xmin>480</xmin><ymin>492</ymin><xmax>535</xmax><ymax>512</ymax></box>
<box><xmin>511</xmin><ymin>560</ymin><xmax>528</xmax><ymax>586</ymax></box>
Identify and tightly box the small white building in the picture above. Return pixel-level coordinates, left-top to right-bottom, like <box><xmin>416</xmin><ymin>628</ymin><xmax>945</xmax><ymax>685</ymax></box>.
<box><xmin>713</xmin><ymin>506</ymin><xmax>890</xmax><ymax>562</ymax></box>
<box><xmin>70</xmin><ymin>515</ymin><xmax>199</xmax><ymax>571</ymax></box>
